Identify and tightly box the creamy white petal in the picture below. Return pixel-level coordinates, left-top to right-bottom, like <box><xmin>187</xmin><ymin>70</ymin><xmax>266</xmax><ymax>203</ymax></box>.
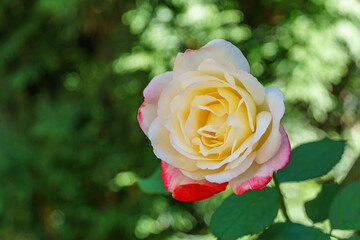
<box><xmin>236</xmin><ymin>87</ymin><xmax>257</xmax><ymax>132</ymax></box>
<box><xmin>224</xmin><ymin>72</ymin><xmax>236</xmax><ymax>86</ymax></box>
<box><xmin>255</xmin><ymin>130</ymin><xmax>281</xmax><ymax>164</ymax></box>
<box><xmin>138</xmin><ymin>103</ymin><xmax>157</xmax><ymax>136</ymax></box>
<box><xmin>205</xmin><ymin>152</ymin><xmax>256</xmax><ymax>183</ymax></box>
<box><xmin>180</xmin><ymin>167</ymin><xmax>221</xmax><ymax>180</ymax></box>
<box><xmin>261</xmin><ymin>87</ymin><xmax>285</xmax><ymax>125</ymax></box>
<box><xmin>139</xmin><ymin>72</ymin><xmax>173</xmax><ymax>135</ymax></box>
<box><xmin>226</xmin><ymin>111</ymin><xmax>271</xmax><ymax>169</ymax></box>
<box><xmin>255</xmin><ymin>87</ymin><xmax>285</xmax><ymax>164</ymax></box>
<box><xmin>148</xmin><ymin>117</ymin><xmax>198</xmax><ymax>171</ymax></box>
<box><xmin>173</xmin><ymin>39</ymin><xmax>250</xmax><ymax>77</ymax></box>
<box><xmin>226</xmin><ymin>99</ymin><xmax>251</xmax><ymax>150</ymax></box>
<box><xmin>158</xmin><ymin>73</ymin><xmax>229</xmax><ymax>127</ymax></box>
<box><xmin>251</xmin><ymin>112</ymin><xmax>272</xmax><ymax>143</ymax></box>
<box><xmin>231</xmin><ymin>69</ymin><xmax>265</xmax><ymax>105</ymax></box>
<box><xmin>229</xmin><ymin>125</ymin><xmax>290</xmax><ymax>195</ymax></box>
<box><xmin>157</xmin><ymin>71</ymin><xmax>217</xmax><ymax>124</ymax></box>
<box><xmin>195</xmin><ymin>134</ymin><xmax>254</xmax><ymax>169</ymax></box>
<box><xmin>143</xmin><ymin>71</ymin><xmax>173</xmax><ymax>104</ymax></box>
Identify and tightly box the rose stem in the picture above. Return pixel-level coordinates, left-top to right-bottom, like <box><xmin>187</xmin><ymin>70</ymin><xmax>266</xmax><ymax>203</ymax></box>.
<box><xmin>273</xmin><ymin>172</ymin><xmax>291</xmax><ymax>222</ymax></box>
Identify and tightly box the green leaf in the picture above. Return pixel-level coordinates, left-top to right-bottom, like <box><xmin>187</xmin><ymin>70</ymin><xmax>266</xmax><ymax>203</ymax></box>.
<box><xmin>344</xmin><ymin>237</ymin><xmax>360</xmax><ymax>240</ymax></box>
<box><xmin>329</xmin><ymin>179</ymin><xmax>360</xmax><ymax>230</ymax></box>
<box><xmin>210</xmin><ymin>188</ymin><xmax>279</xmax><ymax>240</ymax></box>
<box><xmin>305</xmin><ymin>183</ymin><xmax>341</xmax><ymax>223</ymax></box>
<box><xmin>277</xmin><ymin>138</ymin><xmax>345</xmax><ymax>182</ymax></box>
<box><xmin>258</xmin><ymin>223</ymin><xmax>330</xmax><ymax>240</ymax></box>
<box><xmin>138</xmin><ymin>166</ymin><xmax>169</xmax><ymax>194</ymax></box>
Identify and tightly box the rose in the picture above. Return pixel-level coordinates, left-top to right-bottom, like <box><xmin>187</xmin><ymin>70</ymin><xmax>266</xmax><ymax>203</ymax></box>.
<box><xmin>138</xmin><ymin>39</ymin><xmax>290</xmax><ymax>201</ymax></box>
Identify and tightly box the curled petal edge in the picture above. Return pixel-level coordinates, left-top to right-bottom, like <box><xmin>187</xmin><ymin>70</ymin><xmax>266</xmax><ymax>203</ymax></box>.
<box><xmin>138</xmin><ymin>102</ymin><xmax>158</xmax><ymax>136</ymax></box>
<box><xmin>138</xmin><ymin>72</ymin><xmax>172</xmax><ymax>135</ymax></box>
<box><xmin>230</xmin><ymin>124</ymin><xmax>291</xmax><ymax>195</ymax></box>
<box><xmin>161</xmin><ymin>161</ymin><xmax>228</xmax><ymax>201</ymax></box>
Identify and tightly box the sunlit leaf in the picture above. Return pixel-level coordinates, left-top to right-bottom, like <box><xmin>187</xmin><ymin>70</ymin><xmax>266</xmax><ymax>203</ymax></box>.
<box><xmin>329</xmin><ymin>179</ymin><xmax>360</xmax><ymax>230</ymax></box>
<box><xmin>305</xmin><ymin>183</ymin><xmax>341</xmax><ymax>223</ymax></box>
<box><xmin>277</xmin><ymin>138</ymin><xmax>345</xmax><ymax>182</ymax></box>
<box><xmin>258</xmin><ymin>223</ymin><xmax>330</xmax><ymax>240</ymax></box>
<box><xmin>210</xmin><ymin>188</ymin><xmax>278</xmax><ymax>240</ymax></box>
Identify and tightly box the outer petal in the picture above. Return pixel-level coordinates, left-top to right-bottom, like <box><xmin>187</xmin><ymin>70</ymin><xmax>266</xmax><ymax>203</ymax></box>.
<box><xmin>255</xmin><ymin>86</ymin><xmax>285</xmax><ymax>164</ymax></box>
<box><xmin>262</xmin><ymin>87</ymin><xmax>285</xmax><ymax>126</ymax></box>
<box><xmin>162</xmin><ymin>161</ymin><xmax>228</xmax><ymax>201</ymax></box>
<box><xmin>205</xmin><ymin>152</ymin><xmax>256</xmax><ymax>183</ymax></box>
<box><xmin>229</xmin><ymin>125</ymin><xmax>290</xmax><ymax>195</ymax></box>
<box><xmin>138</xmin><ymin>72</ymin><xmax>172</xmax><ymax>135</ymax></box>
<box><xmin>173</xmin><ymin>39</ymin><xmax>250</xmax><ymax>77</ymax></box>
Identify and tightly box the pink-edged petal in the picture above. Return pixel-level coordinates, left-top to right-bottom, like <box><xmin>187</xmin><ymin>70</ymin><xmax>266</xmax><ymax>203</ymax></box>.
<box><xmin>173</xmin><ymin>39</ymin><xmax>250</xmax><ymax>77</ymax></box>
<box><xmin>161</xmin><ymin>161</ymin><xmax>228</xmax><ymax>201</ymax></box>
<box><xmin>232</xmin><ymin>173</ymin><xmax>273</xmax><ymax>195</ymax></box>
<box><xmin>230</xmin><ymin>125</ymin><xmax>291</xmax><ymax>195</ymax></box>
<box><xmin>143</xmin><ymin>71</ymin><xmax>173</xmax><ymax>103</ymax></box>
<box><xmin>138</xmin><ymin>102</ymin><xmax>157</xmax><ymax>136</ymax></box>
<box><xmin>138</xmin><ymin>72</ymin><xmax>172</xmax><ymax>135</ymax></box>
<box><xmin>265</xmin><ymin>124</ymin><xmax>291</xmax><ymax>171</ymax></box>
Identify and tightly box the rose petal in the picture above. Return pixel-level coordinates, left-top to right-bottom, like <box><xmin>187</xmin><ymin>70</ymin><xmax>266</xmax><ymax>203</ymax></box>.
<box><xmin>255</xmin><ymin>87</ymin><xmax>285</xmax><ymax>164</ymax></box>
<box><xmin>148</xmin><ymin>118</ymin><xmax>198</xmax><ymax>171</ymax></box>
<box><xmin>162</xmin><ymin>161</ymin><xmax>228</xmax><ymax>201</ymax></box>
<box><xmin>143</xmin><ymin>71</ymin><xmax>173</xmax><ymax>103</ymax></box>
<box><xmin>266</xmin><ymin>125</ymin><xmax>291</xmax><ymax>171</ymax></box>
<box><xmin>196</xmin><ymin>111</ymin><xmax>271</xmax><ymax>170</ymax></box>
<box><xmin>225</xmin><ymin>111</ymin><xmax>272</xmax><ymax>170</ymax></box>
<box><xmin>157</xmin><ymin>71</ymin><xmax>219</xmax><ymax>125</ymax></box>
<box><xmin>139</xmin><ymin>72</ymin><xmax>172</xmax><ymax>135</ymax></box>
<box><xmin>173</xmin><ymin>39</ymin><xmax>250</xmax><ymax>77</ymax></box>
<box><xmin>229</xmin><ymin>125</ymin><xmax>290</xmax><ymax>194</ymax></box>
<box><xmin>197</xmin><ymin>58</ymin><xmax>265</xmax><ymax>105</ymax></box>
<box><xmin>180</xmin><ymin>167</ymin><xmax>221</xmax><ymax>180</ymax></box>
<box><xmin>217</xmin><ymin>88</ymin><xmax>240</xmax><ymax>113</ymax></box>
<box><xmin>138</xmin><ymin>103</ymin><xmax>157</xmax><ymax>136</ymax></box>
<box><xmin>262</xmin><ymin>86</ymin><xmax>285</xmax><ymax>125</ymax></box>
<box><xmin>231</xmin><ymin>173</ymin><xmax>273</xmax><ymax>195</ymax></box>
<box><xmin>205</xmin><ymin>152</ymin><xmax>256</xmax><ymax>183</ymax></box>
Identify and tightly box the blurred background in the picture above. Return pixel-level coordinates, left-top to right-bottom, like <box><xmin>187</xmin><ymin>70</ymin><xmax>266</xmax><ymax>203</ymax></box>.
<box><xmin>1</xmin><ymin>0</ymin><xmax>359</xmax><ymax>239</ymax></box>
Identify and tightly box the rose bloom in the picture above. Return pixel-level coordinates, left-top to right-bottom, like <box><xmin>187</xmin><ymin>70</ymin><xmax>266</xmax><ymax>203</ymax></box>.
<box><xmin>138</xmin><ymin>39</ymin><xmax>290</xmax><ymax>201</ymax></box>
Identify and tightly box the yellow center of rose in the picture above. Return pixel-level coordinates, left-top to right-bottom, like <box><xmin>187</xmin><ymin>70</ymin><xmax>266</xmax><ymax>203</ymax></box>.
<box><xmin>168</xmin><ymin>76</ymin><xmax>257</xmax><ymax>162</ymax></box>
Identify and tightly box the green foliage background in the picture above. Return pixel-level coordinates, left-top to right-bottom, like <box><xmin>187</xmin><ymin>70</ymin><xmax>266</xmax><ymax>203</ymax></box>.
<box><xmin>0</xmin><ymin>0</ymin><xmax>359</xmax><ymax>239</ymax></box>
